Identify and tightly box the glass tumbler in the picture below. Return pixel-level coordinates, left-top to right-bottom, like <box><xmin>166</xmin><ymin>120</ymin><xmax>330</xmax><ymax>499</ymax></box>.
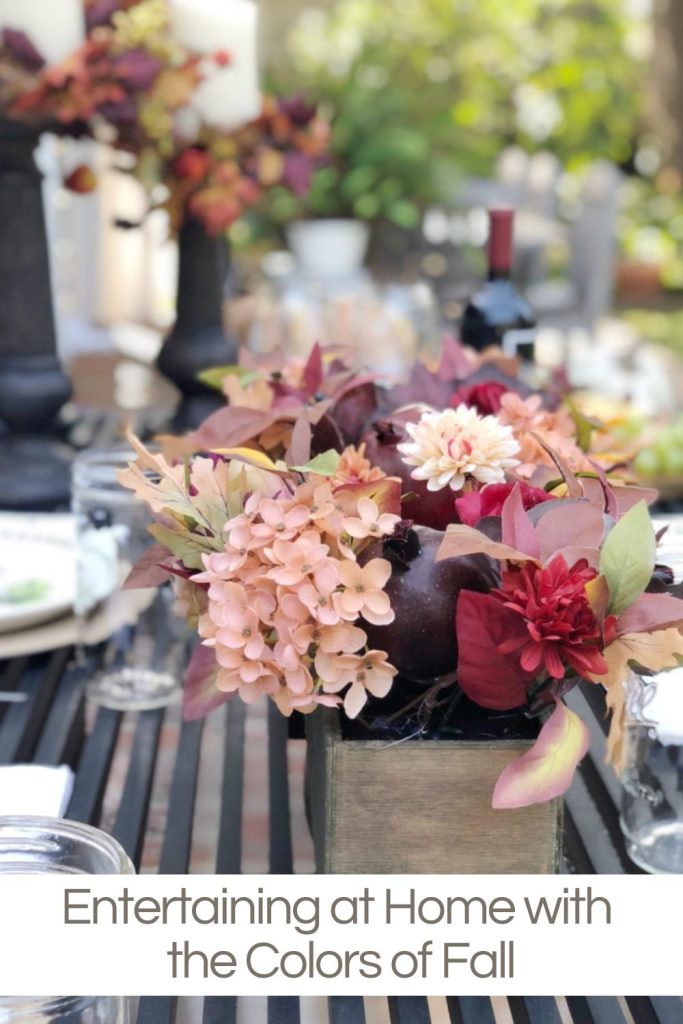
<box><xmin>72</xmin><ymin>449</ymin><xmax>187</xmax><ymax>711</ymax></box>
<box><xmin>0</xmin><ymin>816</ymin><xmax>135</xmax><ymax>1023</ymax></box>
<box><xmin>621</xmin><ymin>670</ymin><xmax>683</xmax><ymax>874</ymax></box>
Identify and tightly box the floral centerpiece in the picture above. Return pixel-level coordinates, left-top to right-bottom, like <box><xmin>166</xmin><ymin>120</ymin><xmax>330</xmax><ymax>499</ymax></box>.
<box><xmin>120</xmin><ymin>338</ymin><xmax>683</xmax><ymax>813</ymax></box>
<box><xmin>0</xmin><ymin>0</ymin><xmax>329</xmax><ymax>233</ymax></box>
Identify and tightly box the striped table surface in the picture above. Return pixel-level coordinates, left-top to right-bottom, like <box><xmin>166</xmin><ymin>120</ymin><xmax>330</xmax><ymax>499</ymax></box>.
<box><xmin>0</xmin><ymin>647</ymin><xmax>681</xmax><ymax>1024</ymax></box>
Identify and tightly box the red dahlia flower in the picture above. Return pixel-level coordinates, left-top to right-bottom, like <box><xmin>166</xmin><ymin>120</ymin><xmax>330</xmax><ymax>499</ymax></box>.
<box><xmin>493</xmin><ymin>555</ymin><xmax>608</xmax><ymax>680</ymax></box>
<box><xmin>451</xmin><ymin>380</ymin><xmax>512</xmax><ymax>416</ymax></box>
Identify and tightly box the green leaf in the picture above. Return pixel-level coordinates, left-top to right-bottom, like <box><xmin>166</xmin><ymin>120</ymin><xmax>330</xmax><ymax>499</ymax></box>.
<box><xmin>599</xmin><ymin>500</ymin><xmax>656</xmax><ymax>616</ymax></box>
<box><xmin>291</xmin><ymin>449</ymin><xmax>341</xmax><ymax>477</ymax></box>
<box><xmin>197</xmin><ymin>365</ymin><xmax>260</xmax><ymax>392</ymax></box>
<box><xmin>566</xmin><ymin>399</ymin><xmax>596</xmax><ymax>453</ymax></box>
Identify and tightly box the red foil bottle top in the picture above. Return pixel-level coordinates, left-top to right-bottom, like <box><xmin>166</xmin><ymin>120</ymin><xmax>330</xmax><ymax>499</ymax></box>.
<box><xmin>487</xmin><ymin>208</ymin><xmax>514</xmax><ymax>273</ymax></box>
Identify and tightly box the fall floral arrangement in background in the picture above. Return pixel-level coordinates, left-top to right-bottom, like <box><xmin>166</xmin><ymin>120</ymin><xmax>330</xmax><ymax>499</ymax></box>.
<box><xmin>121</xmin><ymin>337</ymin><xmax>683</xmax><ymax>809</ymax></box>
<box><xmin>0</xmin><ymin>0</ymin><xmax>329</xmax><ymax>232</ymax></box>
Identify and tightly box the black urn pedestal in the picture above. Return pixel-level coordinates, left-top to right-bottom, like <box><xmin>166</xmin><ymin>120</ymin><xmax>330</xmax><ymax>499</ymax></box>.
<box><xmin>0</xmin><ymin>120</ymin><xmax>73</xmax><ymax>511</ymax></box>
<box><xmin>157</xmin><ymin>217</ymin><xmax>239</xmax><ymax>431</ymax></box>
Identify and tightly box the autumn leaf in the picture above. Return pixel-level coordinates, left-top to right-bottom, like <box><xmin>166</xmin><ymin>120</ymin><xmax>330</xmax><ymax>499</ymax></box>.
<box><xmin>501</xmin><ymin>484</ymin><xmax>540</xmax><ymax>559</ymax></box>
<box><xmin>590</xmin><ymin>629</ymin><xmax>683</xmax><ymax>692</ymax></box>
<box><xmin>590</xmin><ymin>628</ymin><xmax>683</xmax><ymax>769</ymax></box>
<box><xmin>599</xmin><ymin>501</ymin><xmax>656</xmax><ymax>615</ymax></box>
<box><xmin>436</xmin><ymin>524</ymin><xmax>539</xmax><ymax>566</ymax></box>
<box><xmin>183</xmin><ymin>644</ymin><xmax>233</xmax><ymax>720</ymax></box>
<box><xmin>616</xmin><ymin>593</ymin><xmax>683</xmax><ymax>636</ymax></box>
<box><xmin>456</xmin><ymin>592</ymin><xmax>532</xmax><ymax>710</ymax></box>
<box><xmin>122</xmin><ymin>544</ymin><xmax>173</xmax><ymax>590</ymax></box>
<box><xmin>492</xmin><ymin>702</ymin><xmax>590</xmax><ymax>809</ymax></box>
<box><xmin>290</xmin><ymin>450</ymin><xmax>341</xmax><ymax>477</ymax></box>
<box><xmin>117</xmin><ymin>432</ymin><xmax>197</xmax><ymax>521</ymax></box>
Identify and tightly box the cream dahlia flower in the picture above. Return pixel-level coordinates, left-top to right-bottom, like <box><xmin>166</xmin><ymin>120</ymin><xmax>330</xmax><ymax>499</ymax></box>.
<box><xmin>397</xmin><ymin>405</ymin><xmax>520</xmax><ymax>492</ymax></box>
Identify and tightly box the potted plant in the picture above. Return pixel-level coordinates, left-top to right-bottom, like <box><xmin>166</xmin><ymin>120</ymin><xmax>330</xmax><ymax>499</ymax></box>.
<box><xmin>119</xmin><ymin>340</ymin><xmax>683</xmax><ymax>874</ymax></box>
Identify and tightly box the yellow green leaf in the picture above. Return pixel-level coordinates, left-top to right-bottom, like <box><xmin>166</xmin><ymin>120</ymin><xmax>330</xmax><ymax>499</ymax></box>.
<box><xmin>599</xmin><ymin>501</ymin><xmax>656</xmax><ymax>615</ymax></box>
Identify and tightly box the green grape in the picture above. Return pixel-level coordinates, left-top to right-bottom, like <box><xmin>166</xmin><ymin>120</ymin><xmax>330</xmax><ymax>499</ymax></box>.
<box><xmin>663</xmin><ymin>447</ymin><xmax>683</xmax><ymax>477</ymax></box>
<box><xmin>634</xmin><ymin>448</ymin><xmax>662</xmax><ymax>478</ymax></box>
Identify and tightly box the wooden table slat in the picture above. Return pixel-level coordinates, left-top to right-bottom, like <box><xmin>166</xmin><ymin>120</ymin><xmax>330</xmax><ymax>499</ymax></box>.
<box><xmin>625</xmin><ymin>998</ymin><xmax>671</xmax><ymax>1024</ymax></box>
<box><xmin>648</xmin><ymin>998</ymin><xmax>683</xmax><ymax>1024</ymax></box>
<box><xmin>518</xmin><ymin>998</ymin><xmax>563</xmax><ymax>1024</ymax></box>
<box><xmin>111</xmin><ymin>708</ymin><xmax>165</xmax><ymax>867</ymax></box>
<box><xmin>215</xmin><ymin>700</ymin><xmax>247</xmax><ymax>875</ymax></box>
<box><xmin>268</xmin><ymin>700</ymin><xmax>294</xmax><ymax>875</ymax></box>
<box><xmin>453</xmin><ymin>997</ymin><xmax>497</xmax><ymax>1024</ymax></box>
<box><xmin>33</xmin><ymin>665</ymin><xmax>84</xmax><ymax>767</ymax></box>
<box><xmin>329</xmin><ymin>996</ymin><xmax>367</xmax><ymax>1024</ymax></box>
<box><xmin>159</xmin><ymin>717</ymin><xmax>205</xmax><ymax>875</ymax></box>
<box><xmin>566</xmin><ymin>996</ymin><xmax>597</xmax><ymax>1024</ymax></box>
<box><xmin>388</xmin><ymin>997</ymin><xmax>432</xmax><ymax>1024</ymax></box>
<box><xmin>564</xmin><ymin>772</ymin><xmax>629</xmax><ymax>875</ymax></box>
<box><xmin>137</xmin><ymin>996</ymin><xmax>178</xmax><ymax>1024</ymax></box>
<box><xmin>0</xmin><ymin>649</ymin><xmax>70</xmax><ymax>764</ymax></box>
<box><xmin>268</xmin><ymin>995</ymin><xmax>301</xmax><ymax>1024</ymax></box>
<box><xmin>66</xmin><ymin>707</ymin><xmax>122</xmax><ymax>825</ymax></box>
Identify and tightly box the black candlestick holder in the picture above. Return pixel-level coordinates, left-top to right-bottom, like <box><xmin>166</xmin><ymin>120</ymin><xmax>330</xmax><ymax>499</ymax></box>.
<box><xmin>0</xmin><ymin>119</ymin><xmax>73</xmax><ymax>511</ymax></box>
<box><xmin>157</xmin><ymin>216</ymin><xmax>239</xmax><ymax>431</ymax></box>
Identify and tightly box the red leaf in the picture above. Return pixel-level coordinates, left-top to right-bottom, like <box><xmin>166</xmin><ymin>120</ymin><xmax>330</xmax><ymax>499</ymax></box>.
<box><xmin>303</xmin><ymin>342</ymin><xmax>323</xmax><ymax>396</ymax></box>
<box><xmin>190</xmin><ymin>406</ymin><xmax>280</xmax><ymax>450</ymax></box>
<box><xmin>123</xmin><ymin>544</ymin><xmax>173</xmax><ymax>590</ymax></box>
<box><xmin>456</xmin><ymin>591</ymin><xmax>532</xmax><ymax>710</ymax></box>
<box><xmin>183</xmin><ymin>644</ymin><xmax>233</xmax><ymax>720</ymax></box>
<box><xmin>616</xmin><ymin>593</ymin><xmax>683</xmax><ymax>635</ymax></box>
<box><xmin>501</xmin><ymin>484</ymin><xmax>540</xmax><ymax>558</ymax></box>
<box><xmin>286</xmin><ymin>411</ymin><xmax>313</xmax><ymax>466</ymax></box>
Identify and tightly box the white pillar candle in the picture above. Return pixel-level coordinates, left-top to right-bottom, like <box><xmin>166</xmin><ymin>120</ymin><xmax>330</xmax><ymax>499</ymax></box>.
<box><xmin>169</xmin><ymin>0</ymin><xmax>260</xmax><ymax>132</ymax></box>
<box><xmin>0</xmin><ymin>0</ymin><xmax>84</xmax><ymax>66</ymax></box>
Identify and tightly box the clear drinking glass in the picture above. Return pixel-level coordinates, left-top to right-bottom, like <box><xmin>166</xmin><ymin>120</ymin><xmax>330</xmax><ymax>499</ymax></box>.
<box><xmin>621</xmin><ymin>670</ymin><xmax>683</xmax><ymax>874</ymax></box>
<box><xmin>72</xmin><ymin>449</ymin><xmax>186</xmax><ymax>711</ymax></box>
<box><xmin>0</xmin><ymin>817</ymin><xmax>135</xmax><ymax>1023</ymax></box>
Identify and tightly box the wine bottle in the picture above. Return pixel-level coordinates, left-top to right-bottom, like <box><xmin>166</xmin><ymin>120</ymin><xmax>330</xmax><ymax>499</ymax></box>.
<box><xmin>460</xmin><ymin>208</ymin><xmax>536</xmax><ymax>361</ymax></box>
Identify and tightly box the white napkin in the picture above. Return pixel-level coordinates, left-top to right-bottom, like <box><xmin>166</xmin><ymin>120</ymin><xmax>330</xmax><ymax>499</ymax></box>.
<box><xmin>0</xmin><ymin>765</ymin><xmax>74</xmax><ymax>817</ymax></box>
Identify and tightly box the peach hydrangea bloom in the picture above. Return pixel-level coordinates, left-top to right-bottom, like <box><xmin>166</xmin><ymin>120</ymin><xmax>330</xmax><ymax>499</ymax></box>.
<box><xmin>498</xmin><ymin>393</ymin><xmax>593</xmax><ymax>478</ymax></box>
<box><xmin>315</xmin><ymin>650</ymin><xmax>398</xmax><ymax>718</ymax></box>
<box><xmin>342</xmin><ymin>497</ymin><xmax>401</xmax><ymax>541</ymax></box>
<box><xmin>191</xmin><ymin>474</ymin><xmax>399</xmax><ymax>718</ymax></box>
<box><xmin>336</xmin><ymin>559</ymin><xmax>395</xmax><ymax>626</ymax></box>
<box><xmin>333</xmin><ymin>444</ymin><xmax>386</xmax><ymax>486</ymax></box>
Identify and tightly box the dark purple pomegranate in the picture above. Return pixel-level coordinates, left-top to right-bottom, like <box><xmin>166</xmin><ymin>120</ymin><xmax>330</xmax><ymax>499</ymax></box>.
<box><xmin>361</xmin><ymin>409</ymin><xmax>459</xmax><ymax>531</ymax></box>
<box><xmin>360</xmin><ymin>524</ymin><xmax>499</xmax><ymax>681</ymax></box>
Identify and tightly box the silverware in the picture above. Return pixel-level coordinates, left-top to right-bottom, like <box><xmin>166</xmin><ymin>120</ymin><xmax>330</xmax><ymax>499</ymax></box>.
<box><xmin>0</xmin><ymin>692</ymin><xmax>28</xmax><ymax>703</ymax></box>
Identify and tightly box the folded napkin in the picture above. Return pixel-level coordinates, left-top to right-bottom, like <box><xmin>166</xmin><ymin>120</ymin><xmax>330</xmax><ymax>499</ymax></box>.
<box><xmin>0</xmin><ymin>765</ymin><xmax>74</xmax><ymax>817</ymax></box>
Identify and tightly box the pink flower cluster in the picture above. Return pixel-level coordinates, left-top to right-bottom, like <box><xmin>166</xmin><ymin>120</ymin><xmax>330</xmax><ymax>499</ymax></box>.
<box><xmin>193</xmin><ymin>481</ymin><xmax>400</xmax><ymax>719</ymax></box>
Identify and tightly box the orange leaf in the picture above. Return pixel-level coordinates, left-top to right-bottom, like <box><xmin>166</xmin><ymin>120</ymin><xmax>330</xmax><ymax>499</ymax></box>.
<box><xmin>589</xmin><ymin>628</ymin><xmax>683</xmax><ymax>769</ymax></box>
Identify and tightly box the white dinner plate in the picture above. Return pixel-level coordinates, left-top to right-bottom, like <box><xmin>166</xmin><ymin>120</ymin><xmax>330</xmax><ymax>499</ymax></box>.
<box><xmin>0</xmin><ymin>516</ymin><xmax>76</xmax><ymax>635</ymax></box>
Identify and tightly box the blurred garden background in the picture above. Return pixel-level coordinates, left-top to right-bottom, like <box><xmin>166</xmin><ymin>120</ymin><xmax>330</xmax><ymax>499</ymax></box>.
<box><xmin>25</xmin><ymin>0</ymin><xmax>683</xmax><ymax>448</ymax></box>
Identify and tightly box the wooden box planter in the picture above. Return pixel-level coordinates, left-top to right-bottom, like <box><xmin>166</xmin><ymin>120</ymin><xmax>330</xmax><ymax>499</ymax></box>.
<box><xmin>306</xmin><ymin>710</ymin><xmax>563</xmax><ymax>874</ymax></box>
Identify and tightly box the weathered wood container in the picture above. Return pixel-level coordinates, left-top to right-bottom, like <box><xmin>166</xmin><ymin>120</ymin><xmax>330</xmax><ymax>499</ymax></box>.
<box><xmin>306</xmin><ymin>710</ymin><xmax>562</xmax><ymax>874</ymax></box>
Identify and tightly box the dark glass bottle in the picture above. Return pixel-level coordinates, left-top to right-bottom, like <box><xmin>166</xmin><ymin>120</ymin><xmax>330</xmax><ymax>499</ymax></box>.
<box><xmin>460</xmin><ymin>208</ymin><xmax>536</xmax><ymax>361</ymax></box>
